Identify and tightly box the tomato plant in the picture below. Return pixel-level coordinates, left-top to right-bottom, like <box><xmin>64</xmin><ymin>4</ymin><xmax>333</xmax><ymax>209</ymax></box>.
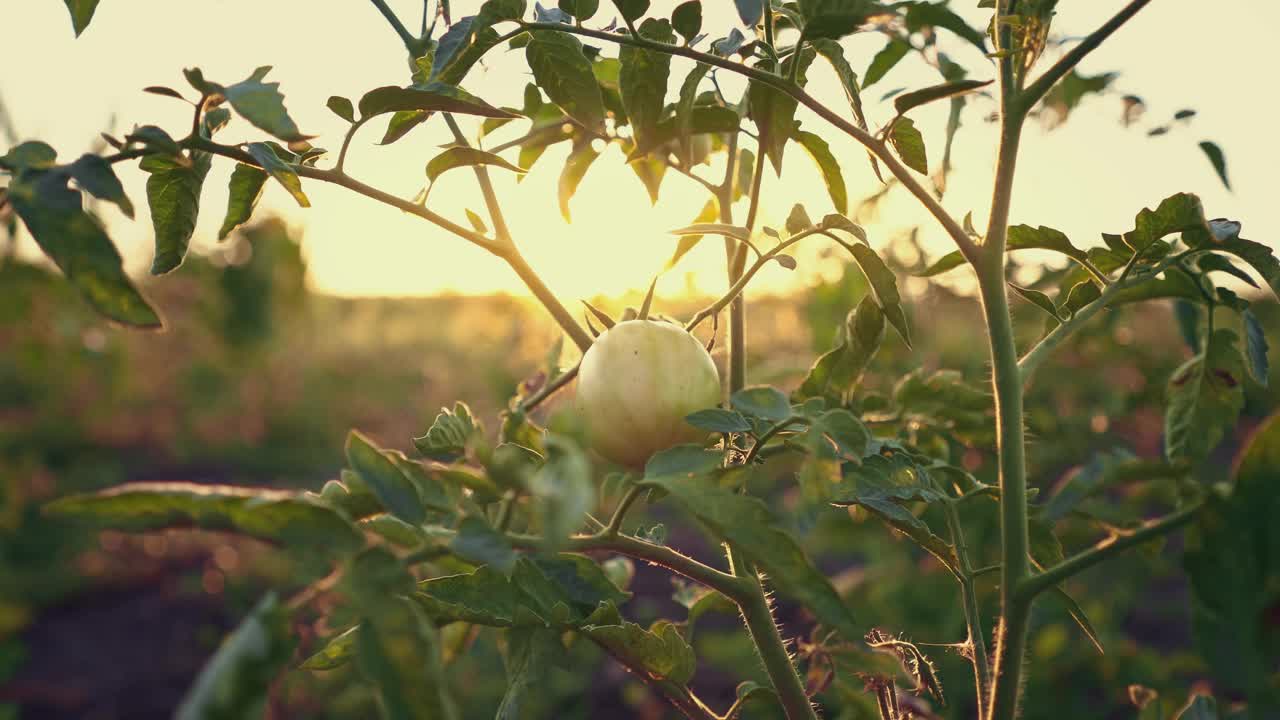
<box><xmin>3</xmin><ymin>1</ymin><xmax>1276</xmax><ymax>719</ymax></box>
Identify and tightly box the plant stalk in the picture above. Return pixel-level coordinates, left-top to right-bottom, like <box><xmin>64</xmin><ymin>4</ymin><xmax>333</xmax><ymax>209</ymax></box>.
<box><xmin>983</xmin><ymin>3</ymin><xmax>1034</xmax><ymax>713</ymax></box>
<box><xmin>944</xmin><ymin>499</ymin><xmax>991</xmax><ymax>718</ymax></box>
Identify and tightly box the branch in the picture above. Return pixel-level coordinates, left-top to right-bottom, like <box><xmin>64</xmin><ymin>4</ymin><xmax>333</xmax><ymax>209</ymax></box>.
<box><xmin>443</xmin><ymin>113</ymin><xmax>514</xmax><ymax>246</ymax></box>
<box><xmin>684</xmin><ymin>226</ymin><xmax>825</xmax><ymax>332</ymax></box>
<box><xmin>368</xmin><ymin>0</ymin><xmax>421</xmax><ymax>55</ymax></box>
<box><xmin>943</xmin><ymin>498</ymin><xmax>991</xmax><ymax>719</ymax></box>
<box><xmin>1017</xmin><ymin>255</ymin><xmax>1179</xmax><ymax>383</ymax></box>
<box><xmin>518</xmin><ymin>363</ymin><xmax>579</xmax><ymax>413</ymax></box>
<box><xmin>516</xmin><ymin>22</ymin><xmax>980</xmax><ymax>266</ymax></box>
<box><xmin>1018</xmin><ymin>502</ymin><xmax>1200</xmax><ymax>599</ymax></box>
<box><xmin>506</xmin><ymin>531</ymin><xmax>749</xmax><ymax>600</ymax></box>
<box><xmin>335</xmin><ymin>116</ymin><xmax>370</xmax><ymax>173</ymax></box>
<box><xmin>1020</xmin><ymin>0</ymin><xmax>1156</xmax><ymax>112</ymax></box>
<box><xmin>184</xmin><ymin>137</ymin><xmax>497</xmax><ymax>252</ymax></box>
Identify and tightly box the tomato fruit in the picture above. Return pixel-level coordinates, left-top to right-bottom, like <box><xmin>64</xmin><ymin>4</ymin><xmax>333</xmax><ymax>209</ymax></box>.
<box><xmin>576</xmin><ymin>320</ymin><xmax>721</xmax><ymax>468</ymax></box>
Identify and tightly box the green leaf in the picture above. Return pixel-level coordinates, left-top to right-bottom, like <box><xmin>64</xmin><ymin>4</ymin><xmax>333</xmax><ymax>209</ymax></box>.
<box><xmin>559</xmin><ymin>0</ymin><xmax>598</xmax><ymax>20</ymax></box>
<box><xmin>749</xmin><ymin>48</ymin><xmax>815</xmax><ymax>174</ymax></box>
<box><xmin>669</xmin><ymin>222</ymin><xmax>750</xmax><ymax>242</ymax></box>
<box><xmin>432</xmin><ymin>15</ymin><xmax>501</xmax><ymax>86</ymax></box>
<box><xmin>610</xmin><ymin>0</ymin><xmax>649</xmax><ymax>22</ymax></box>
<box><xmin>142</xmin><ymin>152</ymin><xmax>211</xmax><ymax>274</ymax></box>
<box><xmin>1009</xmin><ymin>283</ymin><xmax>1061</xmax><ymax>322</ymax></box>
<box><xmin>244</xmin><ymin>142</ymin><xmax>309</xmax><ymax>207</ymax></box>
<box><xmin>644</xmin><ymin>445</ymin><xmax>722</xmax><ymax>479</ymax></box>
<box><xmin>347</xmin><ymin>550</ymin><xmax>458</xmax><ymax>720</ymax></box>
<box><xmin>732</xmin><ymin>0</ymin><xmax>763</xmax><ymax>25</ymax></box>
<box><xmin>416</xmin><ymin>565</ymin><xmax>525</xmax><ymax>627</ymax></box>
<box><xmin>894</xmin><ymin>79</ymin><xmax>992</xmax><ymax>116</ymax></box>
<box><xmin>1042</xmin><ymin>585</ymin><xmax>1104</xmax><ymax>655</ymax></box>
<box><xmin>301</xmin><ymin>626</ymin><xmax>358</xmax><ymax>671</ymax></box>
<box><xmin>620</xmin><ymin>19</ymin><xmax>675</xmax><ymax>153</ymax></box>
<box><xmin>830</xmin><ymin>451</ymin><xmax>956</xmax><ymax>572</ymax></box>
<box><xmin>666</xmin><ymin>198</ymin><xmax>719</xmax><ymax>268</ymax></box>
<box><xmin>799</xmin><ymin>0</ymin><xmax>881</xmax><ymax>41</ymax></box>
<box><xmin>522</xmin><ymin>553</ymin><xmax>630</xmax><ymax>617</ymax></box>
<box><xmin>7</xmin><ymin>171</ymin><xmax>160</xmax><ymax>327</ymax></box>
<box><xmin>584</xmin><ymin>607</ymin><xmax>696</xmax><ymax>684</ymax></box>
<box><xmin>414</xmin><ymin>402</ymin><xmax>481</xmax><ymax>461</ymax></box>
<box><xmin>346</xmin><ymin>430</ymin><xmax>427</xmax><ymax>526</ymax></box>
<box><xmin>795</xmin><ymin>130</ymin><xmax>847</xmax><ymax>214</ymax></box>
<box><xmin>62</xmin><ymin>0</ymin><xmax>100</xmax><ymax>37</ymax></box>
<box><xmin>797</xmin><ymin>410</ymin><xmax>872</xmax><ymax>499</ymax></box>
<box><xmin>1243</xmin><ymin>309</ymin><xmax>1269</xmax><ymax>386</ymax></box>
<box><xmin>327</xmin><ymin>95</ymin><xmax>355</xmax><ymax>122</ymax></box>
<box><xmin>425</xmin><ymin>146</ymin><xmax>525</xmax><ymax>185</ymax></box>
<box><xmin>496</xmin><ymin>627</ymin><xmax>562</xmax><ymax>720</ymax></box>
<box><xmin>67</xmin><ymin>154</ymin><xmax>134</xmax><ymax>217</ymax></box>
<box><xmin>1186</xmin><ymin>411</ymin><xmax>1280</xmax><ymax>712</ymax></box>
<box><xmin>0</xmin><ymin>141</ymin><xmax>57</xmax><ymax>171</ymax></box>
<box><xmin>530</xmin><ymin>436</ymin><xmax>594</xmax><ymax>548</ymax></box>
<box><xmin>450</xmin><ymin>516</ymin><xmax>518</xmax><ymax>574</ymax></box>
<box><xmin>796</xmin><ymin>295</ymin><xmax>885</xmax><ymax>403</ymax></box>
<box><xmin>1198</xmin><ymin>141</ymin><xmax>1230</xmax><ymax>190</ymax></box>
<box><xmin>685</xmin><ymin>409</ymin><xmax>752</xmax><ymax>433</ymax></box>
<box><xmin>903</xmin><ymin>1</ymin><xmax>987</xmax><ymax>52</ymax></box>
<box><xmin>731</xmin><ymin>386</ymin><xmax>792</xmax><ymax>422</ymax></box>
<box><xmin>526</xmin><ymin>31</ymin><xmax>606</xmax><ymax>131</ymax></box>
<box><xmin>1207</xmin><ymin>234</ymin><xmax>1280</xmax><ymax>299</ymax></box>
<box><xmin>359</xmin><ymin>83</ymin><xmax>518</xmax><ymax>120</ymax></box>
<box><xmin>850</xmin><ymin>243</ymin><xmax>910</xmax><ymax>346</ymax></box>
<box><xmin>786</xmin><ymin>203</ymin><xmax>814</xmax><ymax>234</ymax></box>
<box><xmin>217</xmin><ymin>164</ymin><xmax>268</xmax><ymax>240</ymax></box>
<box><xmin>671</xmin><ymin>1</ymin><xmax>702</xmax><ymax>41</ymax></box>
<box><xmin>175</xmin><ymin>593</ymin><xmax>295</xmax><ymax>720</ymax></box>
<box><xmin>1165</xmin><ymin>329</ymin><xmax>1246</xmax><ymax>463</ymax></box>
<box><xmin>645</xmin><ymin>473</ymin><xmax>860</xmax><ymax>639</ymax></box>
<box><xmin>223</xmin><ymin>67</ymin><xmax>309</xmax><ymax>142</ymax></box>
<box><xmin>821</xmin><ymin>213</ymin><xmax>867</xmax><ymax>241</ymax></box>
<box><xmin>674</xmin><ymin>63</ymin><xmax>712</xmax><ymax>166</ymax></box>
<box><xmin>558</xmin><ymin>140</ymin><xmax>601</xmax><ymax>222</ymax></box>
<box><xmin>45</xmin><ymin>482</ymin><xmax>363</xmax><ymax>553</ymax></box>
<box><xmin>380</xmin><ymin>110</ymin><xmax>430</xmax><ymax>145</ymax></box>
<box><xmin>863</xmin><ymin>37</ymin><xmax>910</xmax><ymax>88</ymax></box>
<box><xmin>1119</xmin><ymin>192</ymin><xmax>1211</xmax><ymax>254</ymax></box>
<box><xmin>888</xmin><ymin>117</ymin><xmax>927</xmax><ymax>174</ymax></box>
<box><xmin>914</xmin><ymin>223</ymin><xmax>1088</xmax><ymax>277</ymax></box>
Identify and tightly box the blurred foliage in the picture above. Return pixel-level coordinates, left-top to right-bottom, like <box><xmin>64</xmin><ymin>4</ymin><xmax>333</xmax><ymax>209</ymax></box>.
<box><xmin>1</xmin><ymin>215</ymin><xmax>1276</xmax><ymax>718</ymax></box>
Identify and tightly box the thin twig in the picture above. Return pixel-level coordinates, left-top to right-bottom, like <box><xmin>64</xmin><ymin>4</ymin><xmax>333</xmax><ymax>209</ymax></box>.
<box><xmin>1019</xmin><ymin>502</ymin><xmax>1201</xmax><ymax>599</ymax></box>
<box><xmin>368</xmin><ymin>0</ymin><xmax>421</xmax><ymax>55</ymax></box>
<box><xmin>1020</xmin><ymin>0</ymin><xmax>1156</xmax><ymax>113</ymax></box>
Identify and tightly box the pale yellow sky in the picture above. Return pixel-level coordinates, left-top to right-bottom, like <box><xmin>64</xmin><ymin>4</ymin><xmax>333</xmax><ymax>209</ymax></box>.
<box><xmin>2</xmin><ymin>1</ymin><xmax>1276</xmax><ymax>300</ymax></box>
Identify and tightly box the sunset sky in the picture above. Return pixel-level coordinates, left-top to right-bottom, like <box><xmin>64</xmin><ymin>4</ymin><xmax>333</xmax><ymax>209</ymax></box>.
<box><xmin>2</xmin><ymin>1</ymin><xmax>1275</xmax><ymax>300</ymax></box>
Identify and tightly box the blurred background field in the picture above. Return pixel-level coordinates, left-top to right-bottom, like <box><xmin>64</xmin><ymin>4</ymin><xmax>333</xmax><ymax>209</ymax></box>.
<box><xmin>1</xmin><ymin>218</ymin><xmax>1276</xmax><ymax>719</ymax></box>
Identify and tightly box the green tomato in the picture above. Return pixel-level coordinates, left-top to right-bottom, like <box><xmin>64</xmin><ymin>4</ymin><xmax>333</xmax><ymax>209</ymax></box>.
<box><xmin>576</xmin><ymin>320</ymin><xmax>721</xmax><ymax>468</ymax></box>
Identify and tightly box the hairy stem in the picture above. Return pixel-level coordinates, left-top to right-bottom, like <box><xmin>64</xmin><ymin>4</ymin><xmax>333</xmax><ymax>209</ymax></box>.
<box><xmin>944</xmin><ymin>499</ymin><xmax>991</xmax><ymax>719</ymax></box>
<box><xmin>985</xmin><ymin>4</ymin><xmax>1034</xmax><ymax>713</ymax></box>
<box><xmin>736</xmin><ymin>570</ymin><xmax>818</xmax><ymax>720</ymax></box>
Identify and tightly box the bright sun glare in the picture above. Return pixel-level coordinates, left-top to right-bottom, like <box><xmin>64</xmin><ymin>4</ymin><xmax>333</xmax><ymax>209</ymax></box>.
<box><xmin>1</xmin><ymin>1</ymin><xmax>1274</xmax><ymax>300</ymax></box>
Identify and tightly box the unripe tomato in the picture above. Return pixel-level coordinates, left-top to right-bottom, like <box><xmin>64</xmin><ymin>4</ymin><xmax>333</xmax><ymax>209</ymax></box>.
<box><xmin>576</xmin><ymin>320</ymin><xmax>721</xmax><ymax>468</ymax></box>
